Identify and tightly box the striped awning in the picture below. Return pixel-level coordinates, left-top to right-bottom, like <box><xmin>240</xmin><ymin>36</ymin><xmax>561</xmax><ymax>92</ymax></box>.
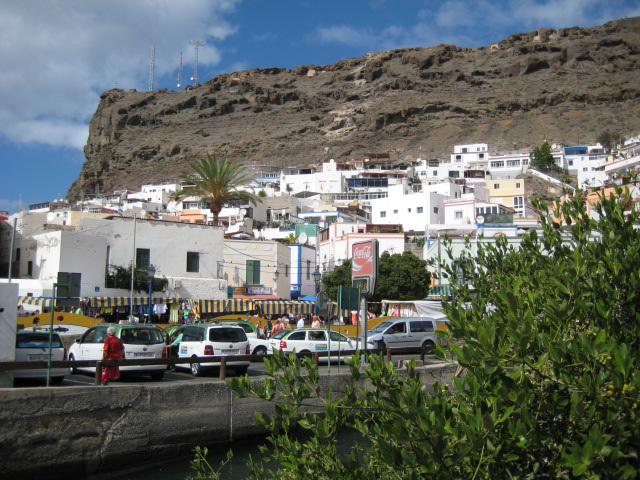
<box><xmin>198</xmin><ymin>299</ymin><xmax>253</xmax><ymax>314</ymax></box>
<box><xmin>87</xmin><ymin>297</ymin><xmax>181</xmax><ymax>308</ymax></box>
<box><xmin>253</xmin><ymin>300</ymin><xmax>315</xmax><ymax>316</ymax></box>
<box><xmin>18</xmin><ymin>296</ymin><xmax>54</xmax><ymax>307</ymax></box>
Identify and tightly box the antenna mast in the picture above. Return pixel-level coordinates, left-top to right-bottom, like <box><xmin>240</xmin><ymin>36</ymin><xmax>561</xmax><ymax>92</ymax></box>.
<box><xmin>177</xmin><ymin>51</ymin><xmax>183</xmax><ymax>89</ymax></box>
<box><xmin>148</xmin><ymin>45</ymin><xmax>156</xmax><ymax>91</ymax></box>
<box><xmin>189</xmin><ymin>39</ymin><xmax>205</xmax><ymax>86</ymax></box>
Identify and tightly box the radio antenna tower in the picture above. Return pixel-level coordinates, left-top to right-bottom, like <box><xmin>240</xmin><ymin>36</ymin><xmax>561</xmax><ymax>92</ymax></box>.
<box><xmin>148</xmin><ymin>45</ymin><xmax>156</xmax><ymax>91</ymax></box>
<box><xmin>177</xmin><ymin>51</ymin><xmax>183</xmax><ymax>89</ymax></box>
<box><xmin>189</xmin><ymin>39</ymin><xmax>205</xmax><ymax>86</ymax></box>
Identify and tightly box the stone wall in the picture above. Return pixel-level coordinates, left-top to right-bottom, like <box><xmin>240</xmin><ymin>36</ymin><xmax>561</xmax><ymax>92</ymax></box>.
<box><xmin>0</xmin><ymin>363</ymin><xmax>457</xmax><ymax>479</ymax></box>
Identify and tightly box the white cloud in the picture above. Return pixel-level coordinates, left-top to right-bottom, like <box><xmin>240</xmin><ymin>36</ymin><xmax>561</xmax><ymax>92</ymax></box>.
<box><xmin>0</xmin><ymin>0</ymin><xmax>241</xmax><ymax>151</ymax></box>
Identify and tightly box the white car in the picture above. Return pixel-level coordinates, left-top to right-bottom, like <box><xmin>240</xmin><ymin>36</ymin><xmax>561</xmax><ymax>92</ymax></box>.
<box><xmin>272</xmin><ymin>328</ymin><xmax>354</xmax><ymax>362</ymax></box>
<box><xmin>177</xmin><ymin>323</ymin><xmax>250</xmax><ymax>376</ymax></box>
<box><xmin>14</xmin><ymin>330</ymin><xmax>67</xmax><ymax>384</ymax></box>
<box><xmin>68</xmin><ymin>323</ymin><xmax>167</xmax><ymax>380</ymax></box>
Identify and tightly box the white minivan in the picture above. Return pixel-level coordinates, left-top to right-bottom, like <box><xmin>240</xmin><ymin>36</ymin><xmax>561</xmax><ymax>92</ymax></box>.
<box><xmin>365</xmin><ymin>317</ymin><xmax>444</xmax><ymax>353</ymax></box>
<box><xmin>14</xmin><ymin>330</ymin><xmax>67</xmax><ymax>384</ymax></box>
<box><xmin>177</xmin><ymin>323</ymin><xmax>250</xmax><ymax>377</ymax></box>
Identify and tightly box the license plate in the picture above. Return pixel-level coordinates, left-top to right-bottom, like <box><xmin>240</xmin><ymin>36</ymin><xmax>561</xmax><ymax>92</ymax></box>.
<box><xmin>221</xmin><ymin>349</ymin><xmax>238</xmax><ymax>355</ymax></box>
<box><xmin>29</xmin><ymin>354</ymin><xmax>48</xmax><ymax>361</ymax></box>
<box><xmin>134</xmin><ymin>352</ymin><xmax>155</xmax><ymax>358</ymax></box>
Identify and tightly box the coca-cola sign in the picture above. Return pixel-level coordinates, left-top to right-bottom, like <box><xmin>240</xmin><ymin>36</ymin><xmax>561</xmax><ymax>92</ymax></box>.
<box><xmin>352</xmin><ymin>242</ymin><xmax>374</xmax><ymax>275</ymax></box>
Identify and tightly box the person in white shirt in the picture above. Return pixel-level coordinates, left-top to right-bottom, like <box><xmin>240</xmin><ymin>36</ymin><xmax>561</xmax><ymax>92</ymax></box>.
<box><xmin>296</xmin><ymin>315</ymin><xmax>305</xmax><ymax>329</ymax></box>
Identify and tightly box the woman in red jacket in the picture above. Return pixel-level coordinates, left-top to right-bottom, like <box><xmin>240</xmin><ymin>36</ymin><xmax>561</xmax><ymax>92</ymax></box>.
<box><xmin>102</xmin><ymin>326</ymin><xmax>125</xmax><ymax>385</ymax></box>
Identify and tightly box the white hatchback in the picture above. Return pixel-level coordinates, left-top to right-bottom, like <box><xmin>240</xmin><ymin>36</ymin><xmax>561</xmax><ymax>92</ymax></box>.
<box><xmin>68</xmin><ymin>323</ymin><xmax>167</xmax><ymax>380</ymax></box>
<box><xmin>273</xmin><ymin>328</ymin><xmax>354</xmax><ymax>362</ymax></box>
<box><xmin>14</xmin><ymin>330</ymin><xmax>67</xmax><ymax>384</ymax></box>
<box><xmin>177</xmin><ymin>324</ymin><xmax>250</xmax><ymax>376</ymax></box>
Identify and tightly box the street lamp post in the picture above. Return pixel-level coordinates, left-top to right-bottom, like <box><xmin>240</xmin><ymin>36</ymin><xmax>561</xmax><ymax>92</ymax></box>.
<box><xmin>147</xmin><ymin>265</ymin><xmax>156</xmax><ymax>324</ymax></box>
<box><xmin>312</xmin><ymin>266</ymin><xmax>322</xmax><ymax>315</ymax></box>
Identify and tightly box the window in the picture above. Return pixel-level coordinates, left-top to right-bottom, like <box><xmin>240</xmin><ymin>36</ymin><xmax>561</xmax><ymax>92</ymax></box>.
<box><xmin>434</xmin><ymin>207</ymin><xmax>439</xmax><ymax>214</ymax></box>
<box><xmin>27</xmin><ymin>261</ymin><xmax>33</xmax><ymax>277</ymax></box>
<box><xmin>455</xmin><ymin>211</ymin><xmax>463</xmax><ymax>219</ymax></box>
<box><xmin>516</xmin><ymin>182</ymin><xmax>521</xmax><ymax>188</ymax></box>
<box><xmin>393</xmin><ymin>209</ymin><xmax>398</xmax><ymax>214</ymax></box>
<box><xmin>380</xmin><ymin>211</ymin><xmax>386</xmax><ymax>218</ymax></box>
<box><xmin>569</xmin><ymin>160</ymin><xmax>574</xmax><ymax>166</ymax></box>
<box><xmin>136</xmin><ymin>248</ymin><xmax>150</xmax><ymax>269</ymax></box>
<box><xmin>105</xmin><ymin>246</ymin><xmax>111</xmax><ymax>285</ymax></box>
<box><xmin>309</xmin><ymin>331</ymin><xmax>327</xmax><ymax>341</ymax></box>
<box><xmin>462</xmin><ymin>148</ymin><xmax>468</xmax><ymax>153</ymax></box>
<box><xmin>306</xmin><ymin>260</ymin><xmax>311</xmax><ymax>280</ymax></box>
<box><xmin>583</xmin><ymin>167</ymin><xmax>588</xmax><ymax>172</ymax></box>
<box><xmin>456</xmin><ymin>155</ymin><xmax>462</xmax><ymax>160</ymax></box>
<box><xmin>432</xmin><ymin>170</ymin><xmax>437</xmax><ymax>176</ymax></box>
<box><xmin>288</xmin><ymin>331</ymin><xmax>306</xmax><ymax>341</ymax></box>
<box><xmin>408</xmin><ymin>208</ymin><xmax>411</xmax><ymax>213</ymax></box>
<box><xmin>187</xmin><ymin>252</ymin><xmax>199</xmax><ymax>273</ymax></box>
<box><xmin>285</xmin><ymin>264</ymin><xmax>289</xmax><ymax>278</ymax></box>
<box><xmin>417</xmin><ymin>207</ymin><xmax>423</xmax><ymax>213</ymax></box>
<box><xmin>492</xmin><ymin>207</ymin><xmax>497</xmax><ymax>214</ymax></box>
<box><xmin>15</xmin><ymin>248</ymin><xmax>20</xmax><ymax>261</ymax></box>
<box><xmin>246</xmin><ymin>260</ymin><xmax>261</xmax><ymax>284</ymax></box>
<box><xmin>494</xmin><ymin>183</ymin><xmax>500</xmax><ymax>189</ymax></box>
<box><xmin>410</xmin><ymin>321</ymin><xmax>434</xmax><ymax>333</ymax></box>
<box><xmin>479</xmin><ymin>153</ymin><xmax>484</xmax><ymax>159</ymax></box>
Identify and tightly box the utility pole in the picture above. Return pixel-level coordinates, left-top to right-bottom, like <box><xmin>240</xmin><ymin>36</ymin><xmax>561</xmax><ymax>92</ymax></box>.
<box><xmin>148</xmin><ymin>45</ymin><xmax>156</xmax><ymax>91</ymax></box>
<box><xmin>189</xmin><ymin>39</ymin><xmax>205</xmax><ymax>86</ymax></box>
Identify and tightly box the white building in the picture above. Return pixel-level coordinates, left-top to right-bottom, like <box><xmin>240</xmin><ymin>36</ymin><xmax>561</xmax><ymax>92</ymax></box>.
<box><xmin>288</xmin><ymin>243</ymin><xmax>317</xmax><ymax>299</ymax></box>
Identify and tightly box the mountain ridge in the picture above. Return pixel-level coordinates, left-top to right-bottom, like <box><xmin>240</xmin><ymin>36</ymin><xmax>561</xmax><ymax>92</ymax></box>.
<box><xmin>68</xmin><ymin>17</ymin><xmax>640</xmax><ymax>200</ymax></box>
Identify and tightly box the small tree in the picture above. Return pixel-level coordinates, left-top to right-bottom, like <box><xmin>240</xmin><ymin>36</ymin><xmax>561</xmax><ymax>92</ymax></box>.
<box><xmin>106</xmin><ymin>264</ymin><xmax>167</xmax><ymax>292</ymax></box>
<box><xmin>597</xmin><ymin>130</ymin><xmax>625</xmax><ymax>153</ymax></box>
<box><xmin>530</xmin><ymin>141</ymin><xmax>559</xmax><ymax>172</ymax></box>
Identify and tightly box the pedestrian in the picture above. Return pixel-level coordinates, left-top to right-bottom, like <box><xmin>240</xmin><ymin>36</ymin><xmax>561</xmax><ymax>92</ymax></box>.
<box><xmin>266</xmin><ymin>319</ymin><xmax>273</xmax><ymax>338</ymax></box>
<box><xmin>272</xmin><ymin>318</ymin><xmax>284</xmax><ymax>336</ymax></box>
<box><xmin>32</xmin><ymin>317</ymin><xmax>41</xmax><ymax>331</ymax></box>
<box><xmin>101</xmin><ymin>326</ymin><xmax>125</xmax><ymax>386</ymax></box>
<box><xmin>312</xmin><ymin>315</ymin><xmax>321</xmax><ymax>328</ymax></box>
<box><xmin>167</xmin><ymin>331</ymin><xmax>183</xmax><ymax>367</ymax></box>
<box><xmin>296</xmin><ymin>315</ymin><xmax>305</xmax><ymax>329</ymax></box>
<box><xmin>256</xmin><ymin>319</ymin><xmax>264</xmax><ymax>338</ymax></box>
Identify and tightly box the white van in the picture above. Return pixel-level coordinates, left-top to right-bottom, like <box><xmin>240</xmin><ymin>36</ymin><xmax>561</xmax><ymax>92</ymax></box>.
<box><xmin>14</xmin><ymin>330</ymin><xmax>67</xmax><ymax>384</ymax></box>
<box><xmin>177</xmin><ymin>323</ymin><xmax>250</xmax><ymax>377</ymax></box>
<box><xmin>365</xmin><ymin>317</ymin><xmax>444</xmax><ymax>353</ymax></box>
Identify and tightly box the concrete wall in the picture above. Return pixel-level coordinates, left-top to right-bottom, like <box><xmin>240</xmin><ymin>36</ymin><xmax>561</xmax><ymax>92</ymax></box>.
<box><xmin>0</xmin><ymin>363</ymin><xmax>457</xmax><ymax>479</ymax></box>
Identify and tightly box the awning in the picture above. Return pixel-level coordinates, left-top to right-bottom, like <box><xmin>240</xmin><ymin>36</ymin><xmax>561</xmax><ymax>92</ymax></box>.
<box><xmin>18</xmin><ymin>296</ymin><xmax>54</xmax><ymax>308</ymax></box>
<box><xmin>87</xmin><ymin>297</ymin><xmax>181</xmax><ymax>308</ymax></box>
<box><xmin>253</xmin><ymin>300</ymin><xmax>315</xmax><ymax>316</ymax></box>
<box><xmin>198</xmin><ymin>299</ymin><xmax>253</xmax><ymax>314</ymax></box>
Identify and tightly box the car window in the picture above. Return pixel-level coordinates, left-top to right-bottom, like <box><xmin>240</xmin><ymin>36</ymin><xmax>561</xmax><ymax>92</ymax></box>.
<box><xmin>389</xmin><ymin>322</ymin><xmax>406</xmax><ymax>334</ymax></box>
<box><xmin>240</xmin><ymin>324</ymin><xmax>253</xmax><ymax>333</ymax></box>
<box><xmin>329</xmin><ymin>331</ymin><xmax>348</xmax><ymax>342</ymax></box>
<box><xmin>120</xmin><ymin>328</ymin><xmax>164</xmax><ymax>345</ymax></box>
<box><xmin>17</xmin><ymin>333</ymin><xmax>63</xmax><ymax>349</ymax></box>
<box><xmin>183</xmin><ymin>326</ymin><xmax>205</xmax><ymax>342</ymax></box>
<box><xmin>81</xmin><ymin>329</ymin><xmax>96</xmax><ymax>343</ymax></box>
<box><xmin>287</xmin><ymin>331</ymin><xmax>306</xmax><ymax>341</ymax></box>
<box><xmin>210</xmin><ymin>327</ymin><xmax>247</xmax><ymax>343</ymax></box>
<box><xmin>272</xmin><ymin>329</ymin><xmax>291</xmax><ymax>340</ymax></box>
<box><xmin>94</xmin><ymin>328</ymin><xmax>108</xmax><ymax>343</ymax></box>
<box><xmin>371</xmin><ymin>321</ymin><xmax>393</xmax><ymax>333</ymax></box>
<box><xmin>309</xmin><ymin>331</ymin><xmax>327</xmax><ymax>341</ymax></box>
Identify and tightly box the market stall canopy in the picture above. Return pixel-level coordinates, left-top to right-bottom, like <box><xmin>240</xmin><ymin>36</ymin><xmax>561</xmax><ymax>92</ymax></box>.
<box><xmin>87</xmin><ymin>297</ymin><xmax>180</xmax><ymax>308</ymax></box>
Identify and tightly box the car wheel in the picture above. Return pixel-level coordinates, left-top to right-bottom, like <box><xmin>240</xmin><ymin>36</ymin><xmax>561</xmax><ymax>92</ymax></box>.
<box><xmin>69</xmin><ymin>354</ymin><xmax>77</xmax><ymax>374</ymax></box>
<box><xmin>422</xmin><ymin>340</ymin><xmax>435</xmax><ymax>355</ymax></box>
<box><xmin>191</xmin><ymin>358</ymin><xmax>203</xmax><ymax>377</ymax></box>
<box><xmin>253</xmin><ymin>346</ymin><xmax>267</xmax><ymax>356</ymax></box>
<box><xmin>52</xmin><ymin>376</ymin><xmax>64</xmax><ymax>385</ymax></box>
<box><xmin>150</xmin><ymin>371</ymin><xmax>164</xmax><ymax>381</ymax></box>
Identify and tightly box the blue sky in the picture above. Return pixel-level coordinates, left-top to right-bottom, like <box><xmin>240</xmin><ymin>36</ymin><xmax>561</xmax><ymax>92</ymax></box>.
<box><xmin>2</xmin><ymin>0</ymin><xmax>638</xmax><ymax>214</ymax></box>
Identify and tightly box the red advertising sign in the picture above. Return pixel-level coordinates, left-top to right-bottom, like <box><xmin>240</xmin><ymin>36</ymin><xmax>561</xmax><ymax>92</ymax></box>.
<box><xmin>0</xmin><ymin>211</ymin><xmax>8</xmax><ymax>221</ymax></box>
<box><xmin>351</xmin><ymin>239</ymin><xmax>378</xmax><ymax>297</ymax></box>
<box><xmin>352</xmin><ymin>241</ymin><xmax>374</xmax><ymax>276</ymax></box>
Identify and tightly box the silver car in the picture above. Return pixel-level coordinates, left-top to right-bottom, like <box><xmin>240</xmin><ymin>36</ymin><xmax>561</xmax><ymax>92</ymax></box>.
<box><xmin>365</xmin><ymin>317</ymin><xmax>441</xmax><ymax>353</ymax></box>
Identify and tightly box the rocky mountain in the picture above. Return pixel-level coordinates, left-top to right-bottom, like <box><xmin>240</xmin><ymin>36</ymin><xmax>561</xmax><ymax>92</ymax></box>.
<box><xmin>69</xmin><ymin>17</ymin><xmax>640</xmax><ymax>200</ymax></box>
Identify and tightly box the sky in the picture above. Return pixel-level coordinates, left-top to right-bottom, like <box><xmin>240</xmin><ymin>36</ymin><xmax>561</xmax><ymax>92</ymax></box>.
<box><xmin>1</xmin><ymin>0</ymin><xmax>638</xmax><ymax>214</ymax></box>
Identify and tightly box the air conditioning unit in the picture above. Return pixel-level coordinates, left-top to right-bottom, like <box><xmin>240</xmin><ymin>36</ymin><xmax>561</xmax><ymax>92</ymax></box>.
<box><xmin>173</xmin><ymin>280</ymin><xmax>182</xmax><ymax>288</ymax></box>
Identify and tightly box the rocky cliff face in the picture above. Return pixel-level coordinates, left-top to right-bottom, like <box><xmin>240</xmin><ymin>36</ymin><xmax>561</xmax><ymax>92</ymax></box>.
<box><xmin>69</xmin><ymin>17</ymin><xmax>640</xmax><ymax>200</ymax></box>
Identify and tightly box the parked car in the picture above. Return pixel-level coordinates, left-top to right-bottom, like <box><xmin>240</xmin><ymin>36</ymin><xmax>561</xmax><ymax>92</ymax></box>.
<box><xmin>177</xmin><ymin>323</ymin><xmax>250</xmax><ymax>376</ymax></box>
<box><xmin>272</xmin><ymin>328</ymin><xmax>354</xmax><ymax>362</ymax></box>
<box><xmin>216</xmin><ymin>320</ymin><xmax>270</xmax><ymax>356</ymax></box>
<box><xmin>68</xmin><ymin>323</ymin><xmax>167</xmax><ymax>380</ymax></box>
<box><xmin>268</xmin><ymin>329</ymin><xmax>293</xmax><ymax>352</ymax></box>
<box><xmin>364</xmin><ymin>317</ymin><xmax>443</xmax><ymax>353</ymax></box>
<box><xmin>14</xmin><ymin>330</ymin><xmax>67</xmax><ymax>384</ymax></box>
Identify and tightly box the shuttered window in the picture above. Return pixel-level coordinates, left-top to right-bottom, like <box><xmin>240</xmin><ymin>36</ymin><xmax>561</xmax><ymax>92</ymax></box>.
<box><xmin>246</xmin><ymin>260</ymin><xmax>260</xmax><ymax>284</ymax></box>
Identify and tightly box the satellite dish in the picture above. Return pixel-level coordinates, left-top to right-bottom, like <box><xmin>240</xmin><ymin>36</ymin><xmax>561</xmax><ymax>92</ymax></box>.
<box><xmin>240</xmin><ymin>209</ymin><xmax>247</xmax><ymax>215</ymax></box>
<box><xmin>477</xmin><ymin>216</ymin><xmax>485</xmax><ymax>225</ymax></box>
<box><xmin>298</xmin><ymin>232</ymin><xmax>308</xmax><ymax>244</ymax></box>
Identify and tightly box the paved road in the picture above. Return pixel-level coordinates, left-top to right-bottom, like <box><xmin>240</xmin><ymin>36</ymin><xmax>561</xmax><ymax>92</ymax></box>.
<box><xmin>13</xmin><ymin>352</ymin><xmax>435</xmax><ymax>388</ymax></box>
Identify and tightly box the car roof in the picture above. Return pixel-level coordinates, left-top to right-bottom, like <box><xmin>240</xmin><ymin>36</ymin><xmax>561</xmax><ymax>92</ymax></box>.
<box><xmin>97</xmin><ymin>323</ymin><xmax>162</xmax><ymax>330</ymax></box>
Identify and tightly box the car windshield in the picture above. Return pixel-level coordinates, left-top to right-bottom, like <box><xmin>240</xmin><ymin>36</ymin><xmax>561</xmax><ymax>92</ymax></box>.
<box><xmin>17</xmin><ymin>333</ymin><xmax>63</xmax><ymax>348</ymax></box>
<box><xmin>119</xmin><ymin>328</ymin><xmax>164</xmax><ymax>345</ymax></box>
<box><xmin>210</xmin><ymin>327</ymin><xmax>247</xmax><ymax>343</ymax></box>
<box><xmin>370</xmin><ymin>321</ymin><xmax>393</xmax><ymax>333</ymax></box>
<box><xmin>271</xmin><ymin>329</ymin><xmax>292</xmax><ymax>340</ymax></box>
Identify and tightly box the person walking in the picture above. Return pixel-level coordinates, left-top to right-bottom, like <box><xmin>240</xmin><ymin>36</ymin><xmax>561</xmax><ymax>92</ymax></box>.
<box><xmin>101</xmin><ymin>327</ymin><xmax>125</xmax><ymax>386</ymax></box>
<box><xmin>296</xmin><ymin>315</ymin><xmax>305</xmax><ymax>329</ymax></box>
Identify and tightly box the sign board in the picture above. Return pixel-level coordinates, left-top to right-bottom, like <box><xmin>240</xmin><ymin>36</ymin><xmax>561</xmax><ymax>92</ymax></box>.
<box><xmin>0</xmin><ymin>211</ymin><xmax>8</xmax><ymax>221</ymax></box>
<box><xmin>247</xmin><ymin>286</ymin><xmax>272</xmax><ymax>295</ymax></box>
<box><xmin>338</xmin><ymin>286</ymin><xmax>360</xmax><ymax>311</ymax></box>
<box><xmin>57</xmin><ymin>272</ymin><xmax>81</xmax><ymax>298</ymax></box>
<box><xmin>351</xmin><ymin>239</ymin><xmax>378</xmax><ymax>297</ymax></box>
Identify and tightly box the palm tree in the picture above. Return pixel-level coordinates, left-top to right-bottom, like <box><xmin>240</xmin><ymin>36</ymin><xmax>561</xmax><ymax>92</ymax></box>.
<box><xmin>172</xmin><ymin>154</ymin><xmax>261</xmax><ymax>226</ymax></box>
